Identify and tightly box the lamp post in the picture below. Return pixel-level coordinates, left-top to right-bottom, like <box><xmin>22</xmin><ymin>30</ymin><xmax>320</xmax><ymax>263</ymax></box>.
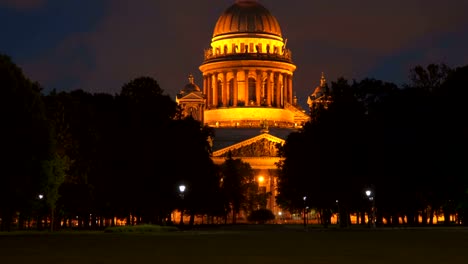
<box><xmin>336</xmin><ymin>199</ymin><xmax>340</xmax><ymax>226</ymax></box>
<box><xmin>365</xmin><ymin>189</ymin><xmax>376</xmax><ymax>228</ymax></box>
<box><xmin>179</xmin><ymin>184</ymin><xmax>186</xmax><ymax>225</ymax></box>
<box><xmin>37</xmin><ymin>194</ymin><xmax>44</xmax><ymax>230</ymax></box>
<box><xmin>303</xmin><ymin>196</ymin><xmax>307</xmax><ymax>230</ymax></box>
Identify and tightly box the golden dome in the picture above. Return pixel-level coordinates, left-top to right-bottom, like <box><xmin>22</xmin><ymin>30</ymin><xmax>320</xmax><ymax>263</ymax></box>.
<box><xmin>213</xmin><ymin>0</ymin><xmax>282</xmax><ymax>38</ymax></box>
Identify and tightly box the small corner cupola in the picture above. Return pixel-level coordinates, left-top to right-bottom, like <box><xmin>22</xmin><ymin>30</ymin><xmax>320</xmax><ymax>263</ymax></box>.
<box><xmin>188</xmin><ymin>73</ymin><xmax>195</xmax><ymax>85</ymax></box>
<box><xmin>310</xmin><ymin>72</ymin><xmax>327</xmax><ymax>98</ymax></box>
<box><xmin>320</xmin><ymin>72</ymin><xmax>327</xmax><ymax>87</ymax></box>
<box><xmin>182</xmin><ymin>73</ymin><xmax>201</xmax><ymax>93</ymax></box>
<box><xmin>308</xmin><ymin>72</ymin><xmax>332</xmax><ymax>113</ymax></box>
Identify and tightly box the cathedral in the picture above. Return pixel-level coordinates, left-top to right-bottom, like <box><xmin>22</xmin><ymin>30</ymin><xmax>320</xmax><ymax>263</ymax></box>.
<box><xmin>176</xmin><ymin>0</ymin><xmax>325</xmax><ymax>220</ymax></box>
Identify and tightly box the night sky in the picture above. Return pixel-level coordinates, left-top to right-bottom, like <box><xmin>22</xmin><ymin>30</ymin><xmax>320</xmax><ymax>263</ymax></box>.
<box><xmin>2</xmin><ymin>0</ymin><xmax>467</xmax><ymax>109</ymax></box>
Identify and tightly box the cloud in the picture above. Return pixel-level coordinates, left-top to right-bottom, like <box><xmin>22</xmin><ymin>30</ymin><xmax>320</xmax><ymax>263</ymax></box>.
<box><xmin>273</xmin><ymin>0</ymin><xmax>468</xmax><ymax>51</ymax></box>
<box><xmin>270</xmin><ymin>0</ymin><xmax>468</xmax><ymax>98</ymax></box>
<box><xmin>23</xmin><ymin>32</ymin><xmax>95</xmax><ymax>91</ymax></box>
<box><xmin>17</xmin><ymin>0</ymin><xmax>468</xmax><ymax>109</ymax></box>
<box><xmin>0</xmin><ymin>0</ymin><xmax>46</xmax><ymax>9</ymax></box>
<box><xmin>29</xmin><ymin>0</ymin><xmax>225</xmax><ymax>96</ymax></box>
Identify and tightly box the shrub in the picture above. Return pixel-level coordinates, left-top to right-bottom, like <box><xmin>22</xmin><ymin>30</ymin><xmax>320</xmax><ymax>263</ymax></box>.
<box><xmin>247</xmin><ymin>209</ymin><xmax>275</xmax><ymax>224</ymax></box>
<box><xmin>104</xmin><ymin>224</ymin><xmax>179</xmax><ymax>233</ymax></box>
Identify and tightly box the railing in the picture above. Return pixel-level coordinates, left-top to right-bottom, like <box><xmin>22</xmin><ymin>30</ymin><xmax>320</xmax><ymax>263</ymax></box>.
<box><xmin>203</xmin><ymin>48</ymin><xmax>293</xmax><ymax>63</ymax></box>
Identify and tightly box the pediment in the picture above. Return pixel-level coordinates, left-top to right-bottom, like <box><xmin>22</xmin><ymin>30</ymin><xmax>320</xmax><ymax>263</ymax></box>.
<box><xmin>212</xmin><ymin>133</ymin><xmax>285</xmax><ymax>158</ymax></box>
<box><xmin>178</xmin><ymin>92</ymin><xmax>205</xmax><ymax>100</ymax></box>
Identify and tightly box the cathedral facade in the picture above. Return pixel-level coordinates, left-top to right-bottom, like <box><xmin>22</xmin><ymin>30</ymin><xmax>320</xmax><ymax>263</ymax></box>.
<box><xmin>176</xmin><ymin>0</ymin><xmax>319</xmax><ymax>221</ymax></box>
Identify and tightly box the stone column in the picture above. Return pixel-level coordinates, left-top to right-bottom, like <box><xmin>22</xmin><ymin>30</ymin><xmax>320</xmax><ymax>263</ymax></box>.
<box><xmin>266</xmin><ymin>71</ymin><xmax>272</xmax><ymax>106</ymax></box>
<box><xmin>282</xmin><ymin>73</ymin><xmax>287</xmax><ymax>106</ymax></box>
<box><xmin>203</xmin><ymin>75</ymin><xmax>207</xmax><ymax>95</ymax></box>
<box><xmin>275</xmin><ymin>72</ymin><xmax>281</xmax><ymax>107</ymax></box>
<box><xmin>222</xmin><ymin>72</ymin><xmax>228</xmax><ymax>107</ymax></box>
<box><xmin>288</xmin><ymin>74</ymin><xmax>293</xmax><ymax>104</ymax></box>
<box><xmin>233</xmin><ymin>70</ymin><xmax>238</xmax><ymax>107</ymax></box>
<box><xmin>213</xmin><ymin>73</ymin><xmax>218</xmax><ymax>107</ymax></box>
<box><xmin>208</xmin><ymin>74</ymin><xmax>213</xmax><ymax>107</ymax></box>
<box><xmin>203</xmin><ymin>75</ymin><xmax>208</xmax><ymax>107</ymax></box>
<box><xmin>256</xmin><ymin>70</ymin><xmax>262</xmax><ymax>106</ymax></box>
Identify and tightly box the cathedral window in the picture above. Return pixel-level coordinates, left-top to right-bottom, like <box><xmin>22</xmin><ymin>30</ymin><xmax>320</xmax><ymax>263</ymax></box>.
<box><xmin>248</xmin><ymin>77</ymin><xmax>256</xmax><ymax>103</ymax></box>
<box><xmin>217</xmin><ymin>80</ymin><xmax>223</xmax><ymax>107</ymax></box>
<box><xmin>229</xmin><ymin>79</ymin><xmax>234</xmax><ymax>106</ymax></box>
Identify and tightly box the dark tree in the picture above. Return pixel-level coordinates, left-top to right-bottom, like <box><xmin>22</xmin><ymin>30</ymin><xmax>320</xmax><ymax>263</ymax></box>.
<box><xmin>408</xmin><ymin>63</ymin><xmax>450</xmax><ymax>92</ymax></box>
<box><xmin>0</xmin><ymin>54</ymin><xmax>53</xmax><ymax>231</ymax></box>
<box><xmin>118</xmin><ymin>76</ymin><xmax>178</xmax><ymax>224</ymax></box>
<box><xmin>277</xmin><ymin>77</ymin><xmax>384</xmax><ymax>227</ymax></box>
<box><xmin>247</xmin><ymin>208</ymin><xmax>275</xmax><ymax>224</ymax></box>
<box><xmin>165</xmin><ymin>117</ymin><xmax>221</xmax><ymax>226</ymax></box>
<box><xmin>219</xmin><ymin>155</ymin><xmax>255</xmax><ymax>224</ymax></box>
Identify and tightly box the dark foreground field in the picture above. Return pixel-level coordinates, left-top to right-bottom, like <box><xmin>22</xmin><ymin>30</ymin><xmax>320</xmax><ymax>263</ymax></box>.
<box><xmin>1</xmin><ymin>225</ymin><xmax>468</xmax><ymax>264</ymax></box>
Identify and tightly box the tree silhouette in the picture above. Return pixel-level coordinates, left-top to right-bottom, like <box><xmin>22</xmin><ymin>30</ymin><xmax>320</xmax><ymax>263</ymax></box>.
<box><xmin>0</xmin><ymin>54</ymin><xmax>53</xmax><ymax>231</ymax></box>
<box><xmin>220</xmin><ymin>155</ymin><xmax>255</xmax><ymax>224</ymax></box>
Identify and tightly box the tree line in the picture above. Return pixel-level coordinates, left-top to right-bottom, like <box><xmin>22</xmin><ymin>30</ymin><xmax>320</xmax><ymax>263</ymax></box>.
<box><xmin>1</xmin><ymin>52</ymin><xmax>467</xmax><ymax>231</ymax></box>
<box><xmin>277</xmin><ymin>63</ymin><xmax>468</xmax><ymax>227</ymax></box>
<box><xmin>0</xmin><ymin>54</ymin><xmax>265</xmax><ymax>231</ymax></box>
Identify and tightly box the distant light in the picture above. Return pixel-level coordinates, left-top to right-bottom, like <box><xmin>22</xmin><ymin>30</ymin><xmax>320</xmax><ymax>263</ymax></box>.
<box><xmin>278</xmin><ymin>211</ymin><xmax>282</xmax><ymax>216</ymax></box>
<box><xmin>303</xmin><ymin>196</ymin><xmax>307</xmax><ymax>201</ymax></box>
<box><xmin>365</xmin><ymin>190</ymin><xmax>372</xmax><ymax>197</ymax></box>
<box><xmin>336</xmin><ymin>200</ymin><xmax>339</xmax><ymax>203</ymax></box>
<box><xmin>38</xmin><ymin>194</ymin><xmax>44</xmax><ymax>200</ymax></box>
<box><xmin>179</xmin><ymin>185</ymin><xmax>186</xmax><ymax>193</ymax></box>
<box><xmin>258</xmin><ymin>176</ymin><xmax>265</xmax><ymax>183</ymax></box>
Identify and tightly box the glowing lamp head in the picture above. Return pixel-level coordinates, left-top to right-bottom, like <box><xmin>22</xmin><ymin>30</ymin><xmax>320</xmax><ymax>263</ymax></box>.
<box><xmin>365</xmin><ymin>190</ymin><xmax>372</xmax><ymax>197</ymax></box>
<box><xmin>258</xmin><ymin>176</ymin><xmax>265</xmax><ymax>183</ymax></box>
<box><xmin>179</xmin><ymin>185</ymin><xmax>186</xmax><ymax>193</ymax></box>
<box><xmin>38</xmin><ymin>194</ymin><xmax>44</xmax><ymax>200</ymax></box>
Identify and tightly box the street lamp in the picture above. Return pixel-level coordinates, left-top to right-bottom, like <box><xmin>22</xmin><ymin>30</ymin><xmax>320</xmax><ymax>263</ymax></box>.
<box><xmin>365</xmin><ymin>188</ymin><xmax>376</xmax><ymax>228</ymax></box>
<box><xmin>179</xmin><ymin>184</ymin><xmax>186</xmax><ymax>225</ymax></box>
<box><xmin>365</xmin><ymin>190</ymin><xmax>371</xmax><ymax>198</ymax></box>
<box><xmin>336</xmin><ymin>199</ymin><xmax>340</xmax><ymax>226</ymax></box>
<box><xmin>37</xmin><ymin>194</ymin><xmax>44</xmax><ymax>230</ymax></box>
<box><xmin>258</xmin><ymin>176</ymin><xmax>265</xmax><ymax>184</ymax></box>
<box><xmin>303</xmin><ymin>196</ymin><xmax>307</xmax><ymax>230</ymax></box>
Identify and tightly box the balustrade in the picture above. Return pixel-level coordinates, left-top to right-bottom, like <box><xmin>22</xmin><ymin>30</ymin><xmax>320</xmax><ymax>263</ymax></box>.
<box><xmin>204</xmin><ymin>47</ymin><xmax>292</xmax><ymax>62</ymax></box>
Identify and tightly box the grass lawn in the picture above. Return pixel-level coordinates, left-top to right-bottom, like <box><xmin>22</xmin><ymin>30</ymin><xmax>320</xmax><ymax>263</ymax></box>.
<box><xmin>1</xmin><ymin>225</ymin><xmax>467</xmax><ymax>264</ymax></box>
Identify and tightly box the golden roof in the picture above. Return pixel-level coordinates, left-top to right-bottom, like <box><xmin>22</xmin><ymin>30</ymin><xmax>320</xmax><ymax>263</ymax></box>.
<box><xmin>213</xmin><ymin>0</ymin><xmax>282</xmax><ymax>38</ymax></box>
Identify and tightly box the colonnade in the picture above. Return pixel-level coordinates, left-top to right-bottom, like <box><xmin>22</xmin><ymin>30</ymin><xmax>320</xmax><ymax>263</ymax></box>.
<box><xmin>203</xmin><ymin>69</ymin><xmax>293</xmax><ymax>109</ymax></box>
